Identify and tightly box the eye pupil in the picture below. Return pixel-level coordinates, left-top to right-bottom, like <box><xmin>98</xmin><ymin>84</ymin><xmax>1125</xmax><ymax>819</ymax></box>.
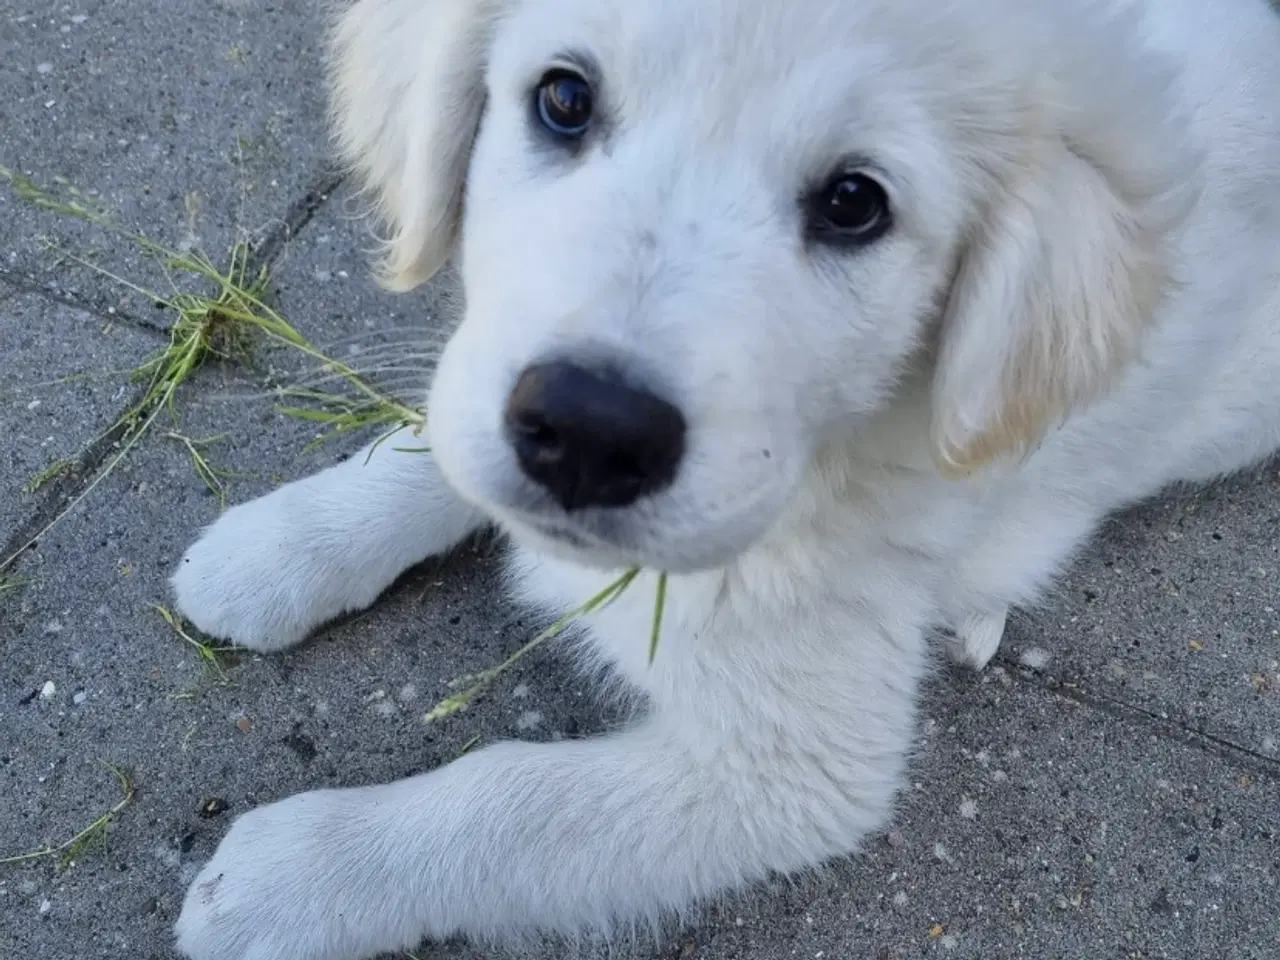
<box><xmin>537</xmin><ymin>70</ymin><xmax>593</xmax><ymax>138</ymax></box>
<box><xmin>810</xmin><ymin>173</ymin><xmax>891</xmax><ymax>245</ymax></box>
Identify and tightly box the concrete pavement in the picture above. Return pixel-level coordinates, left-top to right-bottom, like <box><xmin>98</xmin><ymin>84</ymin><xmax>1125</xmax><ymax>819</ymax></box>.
<box><xmin>1</xmin><ymin>2</ymin><xmax>1277</xmax><ymax>958</ymax></box>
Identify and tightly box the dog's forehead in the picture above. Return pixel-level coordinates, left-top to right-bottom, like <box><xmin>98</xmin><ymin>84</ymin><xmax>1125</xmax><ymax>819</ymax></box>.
<box><xmin>508</xmin><ymin>0</ymin><xmax>943</xmax><ymax>95</ymax></box>
<box><xmin>496</xmin><ymin>0</ymin><xmax>1027</xmax><ymax>158</ymax></box>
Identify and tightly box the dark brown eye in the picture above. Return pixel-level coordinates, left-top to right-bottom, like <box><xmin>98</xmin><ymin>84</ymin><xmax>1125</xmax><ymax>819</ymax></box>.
<box><xmin>807</xmin><ymin>173</ymin><xmax>892</xmax><ymax>246</ymax></box>
<box><xmin>535</xmin><ymin>69</ymin><xmax>593</xmax><ymax>139</ymax></box>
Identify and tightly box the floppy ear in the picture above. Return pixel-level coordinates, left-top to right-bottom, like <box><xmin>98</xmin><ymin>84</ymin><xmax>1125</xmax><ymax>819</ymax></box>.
<box><xmin>925</xmin><ymin>0</ymin><xmax>1215</xmax><ymax>483</ymax></box>
<box><xmin>929</xmin><ymin>137</ymin><xmax>1175</xmax><ymax>475</ymax></box>
<box><xmin>328</xmin><ymin>0</ymin><xmax>506</xmax><ymax>292</ymax></box>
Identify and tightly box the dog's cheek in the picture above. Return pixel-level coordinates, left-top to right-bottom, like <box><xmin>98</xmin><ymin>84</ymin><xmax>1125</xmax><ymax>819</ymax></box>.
<box><xmin>426</xmin><ymin>324</ymin><xmax>517</xmax><ymax>506</ymax></box>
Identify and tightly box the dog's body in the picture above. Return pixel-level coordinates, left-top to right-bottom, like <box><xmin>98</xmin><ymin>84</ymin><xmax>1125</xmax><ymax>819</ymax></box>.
<box><xmin>170</xmin><ymin>0</ymin><xmax>1280</xmax><ymax>957</ymax></box>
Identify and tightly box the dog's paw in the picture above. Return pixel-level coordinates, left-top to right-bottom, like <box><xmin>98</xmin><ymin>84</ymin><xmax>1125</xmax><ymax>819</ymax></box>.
<box><xmin>175</xmin><ymin>790</ymin><xmax>396</xmax><ymax>960</ymax></box>
<box><xmin>945</xmin><ymin>608</ymin><xmax>1008</xmax><ymax>671</ymax></box>
<box><xmin>170</xmin><ymin>485</ymin><xmax>379</xmax><ymax>652</ymax></box>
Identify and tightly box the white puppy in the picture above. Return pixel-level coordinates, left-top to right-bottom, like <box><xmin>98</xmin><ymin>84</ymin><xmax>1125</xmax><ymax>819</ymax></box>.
<box><xmin>171</xmin><ymin>0</ymin><xmax>1280</xmax><ymax>957</ymax></box>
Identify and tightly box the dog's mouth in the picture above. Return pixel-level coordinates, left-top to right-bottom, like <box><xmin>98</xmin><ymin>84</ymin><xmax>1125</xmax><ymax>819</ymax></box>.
<box><xmin>521</xmin><ymin>515</ymin><xmax>594</xmax><ymax>549</ymax></box>
<box><xmin>494</xmin><ymin>507</ymin><xmax>643</xmax><ymax>569</ymax></box>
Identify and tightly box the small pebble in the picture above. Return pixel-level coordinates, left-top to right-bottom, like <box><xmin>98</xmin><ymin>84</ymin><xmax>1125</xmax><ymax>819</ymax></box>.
<box><xmin>72</xmin><ymin>691</ymin><xmax>87</xmax><ymax>706</ymax></box>
<box><xmin>516</xmin><ymin>710</ymin><xmax>544</xmax><ymax>731</ymax></box>
<box><xmin>235</xmin><ymin>717</ymin><xmax>252</xmax><ymax>733</ymax></box>
<box><xmin>38</xmin><ymin>681</ymin><xmax>56</xmax><ymax>700</ymax></box>
<box><xmin>198</xmin><ymin>798</ymin><xmax>229</xmax><ymax>819</ymax></box>
<box><xmin>958</xmin><ymin>798</ymin><xmax>979</xmax><ymax>820</ymax></box>
<box><xmin>38</xmin><ymin>899</ymin><xmax>51</xmax><ymax>915</ymax></box>
<box><xmin>1018</xmin><ymin>647</ymin><xmax>1052</xmax><ymax>670</ymax></box>
<box><xmin>36</xmin><ymin>62</ymin><xmax>53</xmax><ymax>74</ymax></box>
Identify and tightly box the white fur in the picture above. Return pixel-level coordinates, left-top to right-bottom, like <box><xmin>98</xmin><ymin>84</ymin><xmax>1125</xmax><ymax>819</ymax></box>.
<box><xmin>171</xmin><ymin>0</ymin><xmax>1280</xmax><ymax>957</ymax></box>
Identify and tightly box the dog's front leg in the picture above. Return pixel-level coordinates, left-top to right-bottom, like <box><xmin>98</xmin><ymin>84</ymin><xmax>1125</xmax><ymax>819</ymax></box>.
<box><xmin>174</xmin><ymin>635</ymin><xmax>922</xmax><ymax>960</ymax></box>
<box><xmin>170</xmin><ymin>424</ymin><xmax>488</xmax><ymax>651</ymax></box>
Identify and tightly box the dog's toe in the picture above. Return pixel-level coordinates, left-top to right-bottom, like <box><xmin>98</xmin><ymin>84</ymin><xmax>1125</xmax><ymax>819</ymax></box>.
<box><xmin>945</xmin><ymin>608</ymin><xmax>1008</xmax><ymax>671</ymax></box>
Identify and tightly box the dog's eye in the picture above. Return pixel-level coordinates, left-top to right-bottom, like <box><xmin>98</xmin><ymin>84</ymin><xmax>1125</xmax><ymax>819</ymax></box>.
<box><xmin>535</xmin><ymin>70</ymin><xmax>593</xmax><ymax>139</ymax></box>
<box><xmin>807</xmin><ymin>173</ymin><xmax>892</xmax><ymax>246</ymax></box>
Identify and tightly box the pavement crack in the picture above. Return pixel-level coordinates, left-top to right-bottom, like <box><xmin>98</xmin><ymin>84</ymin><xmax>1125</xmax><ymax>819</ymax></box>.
<box><xmin>995</xmin><ymin>651</ymin><xmax>1280</xmax><ymax>779</ymax></box>
<box><xmin>248</xmin><ymin>166</ymin><xmax>347</xmax><ymax>272</ymax></box>
<box><xmin>0</xmin><ymin>268</ymin><xmax>171</xmax><ymax>338</ymax></box>
<box><xmin>2</xmin><ymin>163</ymin><xmax>347</xmax><ymax>340</ymax></box>
<box><xmin>1</xmin><ymin>167</ymin><xmax>349</xmax><ymax>578</ymax></box>
<box><xmin>0</xmin><ymin>384</ymin><xmax>151</xmax><ymax>580</ymax></box>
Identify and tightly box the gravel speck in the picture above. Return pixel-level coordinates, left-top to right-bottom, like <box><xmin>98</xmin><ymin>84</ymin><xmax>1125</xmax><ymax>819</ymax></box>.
<box><xmin>1019</xmin><ymin>647</ymin><xmax>1052</xmax><ymax>670</ymax></box>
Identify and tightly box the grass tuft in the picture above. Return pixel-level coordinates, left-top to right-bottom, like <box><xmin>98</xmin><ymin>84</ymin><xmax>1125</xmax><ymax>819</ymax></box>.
<box><xmin>0</xmin><ymin>573</ymin><xmax>32</xmax><ymax>596</ymax></box>
<box><xmin>0</xmin><ymin>170</ymin><xmax>422</xmax><ymax>575</ymax></box>
<box><xmin>425</xmin><ymin>568</ymin><xmax>642</xmax><ymax>722</ymax></box>
<box><xmin>648</xmin><ymin>571</ymin><xmax>669</xmax><ymax>665</ymax></box>
<box><xmin>150</xmin><ymin>603</ymin><xmax>241</xmax><ymax>683</ymax></box>
<box><xmin>0</xmin><ymin>763</ymin><xmax>135</xmax><ymax>871</ymax></box>
<box><xmin>25</xmin><ymin>458</ymin><xmax>74</xmax><ymax>494</ymax></box>
<box><xmin>165</xmin><ymin>432</ymin><xmax>253</xmax><ymax>511</ymax></box>
<box><xmin>2</xmin><ymin>168</ymin><xmax>672</xmax><ymax>698</ymax></box>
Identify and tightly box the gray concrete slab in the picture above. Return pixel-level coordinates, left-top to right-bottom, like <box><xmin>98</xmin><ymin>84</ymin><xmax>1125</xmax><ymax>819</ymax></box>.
<box><xmin>679</xmin><ymin>673</ymin><xmax>1279</xmax><ymax>960</ymax></box>
<box><xmin>2</xmin><ymin>1</ymin><xmax>1277</xmax><ymax>959</ymax></box>
<box><xmin>0</xmin><ymin>0</ymin><xmax>334</xmax><ymax>312</ymax></box>
<box><xmin>1002</xmin><ymin>474</ymin><xmax>1280</xmax><ymax>761</ymax></box>
<box><xmin>0</xmin><ymin>285</ymin><xmax>163</xmax><ymax>545</ymax></box>
<box><xmin>0</xmin><ymin>367</ymin><xmax>604</xmax><ymax>960</ymax></box>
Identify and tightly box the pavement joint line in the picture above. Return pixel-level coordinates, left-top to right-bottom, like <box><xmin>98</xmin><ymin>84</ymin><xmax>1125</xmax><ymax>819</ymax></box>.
<box><xmin>0</xmin><ymin>268</ymin><xmax>172</xmax><ymax>338</ymax></box>
<box><xmin>994</xmin><ymin>651</ymin><xmax>1280</xmax><ymax>778</ymax></box>
<box><xmin>245</xmin><ymin>166</ymin><xmax>347</xmax><ymax>275</ymax></box>
<box><xmin>0</xmin><ymin>382</ymin><xmax>152</xmax><ymax>582</ymax></box>
<box><xmin>0</xmin><ymin>164</ymin><xmax>347</xmax><ymax>340</ymax></box>
<box><xmin>0</xmin><ymin>166</ymin><xmax>347</xmax><ymax>576</ymax></box>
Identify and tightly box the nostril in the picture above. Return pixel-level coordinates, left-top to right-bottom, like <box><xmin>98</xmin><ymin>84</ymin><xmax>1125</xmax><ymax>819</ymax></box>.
<box><xmin>511</xmin><ymin>412</ymin><xmax>564</xmax><ymax>461</ymax></box>
<box><xmin>601</xmin><ymin>452</ymin><xmax>646</xmax><ymax>484</ymax></box>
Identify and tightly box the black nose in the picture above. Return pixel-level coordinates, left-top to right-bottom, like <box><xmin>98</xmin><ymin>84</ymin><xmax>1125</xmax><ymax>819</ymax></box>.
<box><xmin>503</xmin><ymin>361</ymin><xmax>686</xmax><ymax>511</ymax></box>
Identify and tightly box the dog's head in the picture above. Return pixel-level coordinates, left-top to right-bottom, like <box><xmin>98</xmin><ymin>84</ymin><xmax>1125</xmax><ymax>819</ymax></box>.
<box><xmin>330</xmin><ymin>0</ymin><xmax>1199</xmax><ymax>572</ymax></box>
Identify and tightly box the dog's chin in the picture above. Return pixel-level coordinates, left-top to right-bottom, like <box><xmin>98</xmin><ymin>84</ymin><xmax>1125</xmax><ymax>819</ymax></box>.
<box><xmin>493</xmin><ymin>506</ymin><xmax>766</xmax><ymax>575</ymax></box>
<box><xmin>499</xmin><ymin>514</ymin><xmax>636</xmax><ymax>571</ymax></box>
